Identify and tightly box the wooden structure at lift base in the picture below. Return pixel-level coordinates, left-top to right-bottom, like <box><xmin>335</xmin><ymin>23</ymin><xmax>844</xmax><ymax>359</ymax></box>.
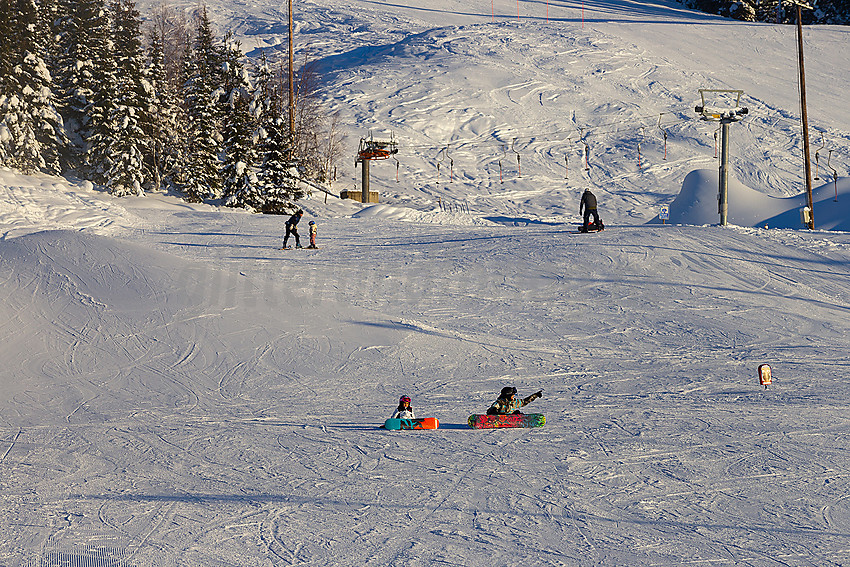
<box><xmin>344</xmin><ymin>135</ymin><xmax>399</xmax><ymax>204</ymax></box>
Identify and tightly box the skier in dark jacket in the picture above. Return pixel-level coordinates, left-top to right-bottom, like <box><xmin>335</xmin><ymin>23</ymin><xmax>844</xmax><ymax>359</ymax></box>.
<box><xmin>486</xmin><ymin>386</ymin><xmax>542</xmax><ymax>415</ymax></box>
<box><xmin>282</xmin><ymin>210</ymin><xmax>303</xmax><ymax>249</ymax></box>
<box><xmin>579</xmin><ymin>189</ymin><xmax>602</xmax><ymax>232</ymax></box>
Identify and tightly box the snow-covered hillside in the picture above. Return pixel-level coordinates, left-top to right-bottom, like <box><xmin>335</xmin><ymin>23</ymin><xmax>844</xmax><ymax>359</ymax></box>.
<box><xmin>158</xmin><ymin>0</ymin><xmax>850</xmax><ymax>226</ymax></box>
<box><xmin>4</xmin><ymin>0</ymin><xmax>850</xmax><ymax>565</ymax></box>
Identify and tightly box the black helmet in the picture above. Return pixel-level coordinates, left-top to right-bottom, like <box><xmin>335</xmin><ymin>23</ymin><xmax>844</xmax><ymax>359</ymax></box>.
<box><xmin>500</xmin><ymin>386</ymin><xmax>517</xmax><ymax>398</ymax></box>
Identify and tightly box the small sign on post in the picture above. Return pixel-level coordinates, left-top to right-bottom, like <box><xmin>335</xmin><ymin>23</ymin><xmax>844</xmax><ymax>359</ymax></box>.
<box><xmin>659</xmin><ymin>205</ymin><xmax>670</xmax><ymax>224</ymax></box>
<box><xmin>758</xmin><ymin>364</ymin><xmax>772</xmax><ymax>389</ymax></box>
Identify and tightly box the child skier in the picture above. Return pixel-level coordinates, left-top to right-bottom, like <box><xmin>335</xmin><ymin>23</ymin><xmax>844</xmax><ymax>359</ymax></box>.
<box><xmin>391</xmin><ymin>395</ymin><xmax>416</xmax><ymax>419</ymax></box>
<box><xmin>486</xmin><ymin>387</ymin><xmax>542</xmax><ymax>415</ymax></box>
<box><xmin>307</xmin><ymin>220</ymin><xmax>318</xmax><ymax>249</ymax></box>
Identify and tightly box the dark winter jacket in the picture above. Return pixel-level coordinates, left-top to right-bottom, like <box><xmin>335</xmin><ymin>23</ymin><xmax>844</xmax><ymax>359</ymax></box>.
<box><xmin>580</xmin><ymin>190</ymin><xmax>597</xmax><ymax>214</ymax></box>
<box><xmin>487</xmin><ymin>391</ymin><xmax>542</xmax><ymax>415</ymax></box>
<box><xmin>285</xmin><ymin>212</ymin><xmax>302</xmax><ymax>229</ymax></box>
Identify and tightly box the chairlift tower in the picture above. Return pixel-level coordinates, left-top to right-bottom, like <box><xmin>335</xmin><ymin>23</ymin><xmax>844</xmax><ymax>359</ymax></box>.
<box><xmin>355</xmin><ymin>133</ymin><xmax>399</xmax><ymax>203</ymax></box>
<box><xmin>695</xmin><ymin>89</ymin><xmax>749</xmax><ymax>226</ymax></box>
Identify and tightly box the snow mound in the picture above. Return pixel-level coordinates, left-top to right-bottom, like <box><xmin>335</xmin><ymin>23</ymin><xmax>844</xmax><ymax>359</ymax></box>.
<box><xmin>652</xmin><ymin>170</ymin><xmax>850</xmax><ymax>230</ymax></box>
<box><xmin>0</xmin><ymin>169</ymin><xmax>140</xmax><ymax>238</ymax></box>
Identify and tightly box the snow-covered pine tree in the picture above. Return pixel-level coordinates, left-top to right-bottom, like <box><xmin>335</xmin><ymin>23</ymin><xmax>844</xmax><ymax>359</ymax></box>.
<box><xmin>814</xmin><ymin>0</ymin><xmax>850</xmax><ymax>24</ymax></box>
<box><xmin>0</xmin><ymin>0</ymin><xmax>66</xmax><ymax>174</ymax></box>
<box><xmin>251</xmin><ymin>51</ymin><xmax>275</xmax><ymax>129</ymax></box>
<box><xmin>51</xmin><ymin>0</ymin><xmax>108</xmax><ymax>169</ymax></box>
<box><xmin>682</xmin><ymin>0</ymin><xmax>848</xmax><ymax>22</ymax></box>
<box><xmin>33</xmin><ymin>0</ymin><xmax>70</xmax><ymax>173</ymax></box>
<box><xmin>19</xmin><ymin>50</ymin><xmax>67</xmax><ymax>175</ymax></box>
<box><xmin>47</xmin><ymin>0</ymin><xmax>85</xmax><ymax>170</ymax></box>
<box><xmin>145</xmin><ymin>20</ymin><xmax>183</xmax><ymax>192</ymax></box>
<box><xmin>0</xmin><ymin>0</ymin><xmax>13</xmax><ymax>81</ymax></box>
<box><xmin>0</xmin><ymin>0</ymin><xmax>18</xmax><ymax>168</ymax></box>
<box><xmin>37</xmin><ymin>0</ymin><xmax>63</xmax><ymax>63</ymax></box>
<box><xmin>221</xmin><ymin>39</ymin><xmax>261</xmax><ymax>210</ymax></box>
<box><xmin>43</xmin><ymin>0</ymin><xmax>72</xmax><ymax>100</ymax></box>
<box><xmin>0</xmin><ymin>0</ymin><xmax>23</xmax><ymax>169</ymax></box>
<box><xmin>103</xmin><ymin>0</ymin><xmax>150</xmax><ymax>196</ymax></box>
<box><xmin>75</xmin><ymin>0</ymin><xmax>121</xmax><ymax>184</ymax></box>
<box><xmin>180</xmin><ymin>8</ymin><xmax>223</xmax><ymax>202</ymax></box>
<box><xmin>254</xmin><ymin>61</ymin><xmax>303</xmax><ymax>213</ymax></box>
<box><xmin>258</xmin><ymin>113</ymin><xmax>303</xmax><ymax>213</ymax></box>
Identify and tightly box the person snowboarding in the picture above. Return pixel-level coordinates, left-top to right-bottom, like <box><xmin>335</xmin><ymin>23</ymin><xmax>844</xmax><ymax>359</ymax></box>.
<box><xmin>486</xmin><ymin>387</ymin><xmax>542</xmax><ymax>415</ymax></box>
<box><xmin>282</xmin><ymin>210</ymin><xmax>303</xmax><ymax>249</ymax></box>
<box><xmin>307</xmin><ymin>220</ymin><xmax>318</xmax><ymax>249</ymax></box>
<box><xmin>579</xmin><ymin>188</ymin><xmax>603</xmax><ymax>232</ymax></box>
<box><xmin>390</xmin><ymin>395</ymin><xmax>416</xmax><ymax>419</ymax></box>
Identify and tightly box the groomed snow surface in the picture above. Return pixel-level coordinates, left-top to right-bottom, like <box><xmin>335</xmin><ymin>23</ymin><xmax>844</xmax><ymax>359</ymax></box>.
<box><xmin>4</xmin><ymin>0</ymin><xmax>850</xmax><ymax>564</ymax></box>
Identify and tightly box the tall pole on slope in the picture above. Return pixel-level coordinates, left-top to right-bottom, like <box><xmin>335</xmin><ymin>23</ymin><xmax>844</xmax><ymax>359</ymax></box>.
<box><xmin>361</xmin><ymin>157</ymin><xmax>370</xmax><ymax>203</ymax></box>
<box><xmin>695</xmin><ymin>90</ymin><xmax>748</xmax><ymax>227</ymax></box>
<box><xmin>289</xmin><ymin>0</ymin><xmax>296</xmax><ymax>150</ymax></box>
<box><xmin>719</xmin><ymin>119</ymin><xmax>731</xmax><ymax>226</ymax></box>
<box><xmin>795</xmin><ymin>2</ymin><xmax>815</xmax><ymax>229</ymax></box>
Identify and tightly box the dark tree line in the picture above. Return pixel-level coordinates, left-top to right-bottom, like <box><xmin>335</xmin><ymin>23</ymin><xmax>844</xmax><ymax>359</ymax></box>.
<box><xmin>0</xmin><ymin>0</ymin><xmax>344</xmax><ymax>212</ymax></box>
<box><xmin>680</xmin><ymin>0</ymin><xmax>850</xmax><ymax>24</ymax></box>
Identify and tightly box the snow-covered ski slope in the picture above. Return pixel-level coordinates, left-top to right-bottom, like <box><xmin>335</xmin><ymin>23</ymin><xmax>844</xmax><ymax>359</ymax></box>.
<box><xmin>4</xmin><ymin>0</ymin><xmax>850</xmax><ymax>565</ymax></box>
<box><xmin>4</xmin><ymin>178</ymin><xmax>850</xmax><ymax>566</ymax></box>
<box><xmin>178</xmin><ymin>0</ymin><xmax>850</xmax><ymax>223</ymax></box>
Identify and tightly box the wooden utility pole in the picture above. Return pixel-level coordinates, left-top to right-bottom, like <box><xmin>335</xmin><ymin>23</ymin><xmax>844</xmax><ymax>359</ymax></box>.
<box><xmin>288</xmin><ymin>0</ymin><xmax>295</xmax><ymax>147</ymax></box>
<box><xmin>796</xmin><ymin>2</ymin><xmax>815</xmax><ymax>229</ymax></box>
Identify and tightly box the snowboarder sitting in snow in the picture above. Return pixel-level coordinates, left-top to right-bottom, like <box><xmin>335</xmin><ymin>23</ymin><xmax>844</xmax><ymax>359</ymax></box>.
<box><xmin>282</xmin><ymin>209</ymin><xmax>303</xmax><ymax>249</ymax></box>
<box><xmin>579</xmin><ymin>188</ymin><xmax>603</xmax><ymax>232</ymax></box>
<box><xmin>391</xmin><ymin>395</ymin><xmax>416</xmax><ymax>419</ymax></box>
<box><xmin>486</xmin><ymin>387</ymin><xmax>542</xmax><ymax>415</ymax></box>
<box><xmin>307</xmin><ymin>220</ymin><xmax>318</xmax><ymax>249</ymax></box>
